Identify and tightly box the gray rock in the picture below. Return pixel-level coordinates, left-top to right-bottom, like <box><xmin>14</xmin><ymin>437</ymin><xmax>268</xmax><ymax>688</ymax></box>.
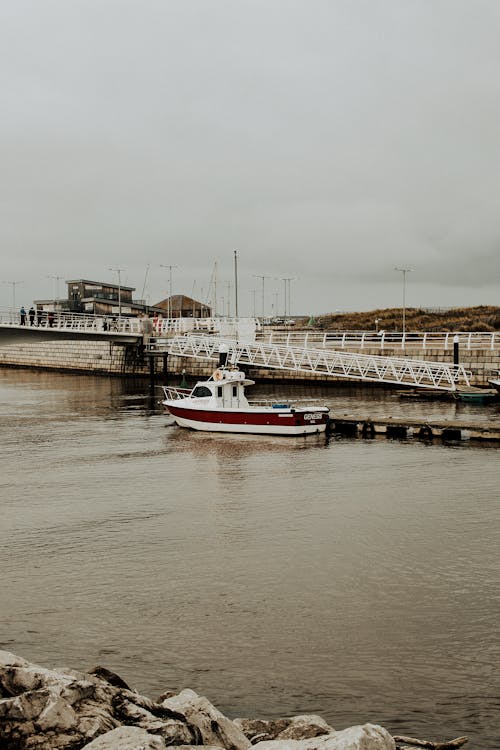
<box><xmin>0</xmin><ymin>651</ymin><xmax>195</xmax><ymax>750</ymax></box>
<box><xmin>162</xmin><ymin>688</ymin><xmax>251</xmax><ymax>750</ymax></box>
<box><xmin>251</xmin><ymin>724</ymin><xmax>395</xmax><ymax>750</ymax></box>
<box><xmin>234</xmin><ymin>715</ymin><xmax>334</xmax><ymax>742</ymax></box>
<box><xmin>87</xmin><ymin>665</ymin><xmax>133</xmax><ymax>691</ymax></box>
<box><xmin>81</xmin><ymin>725</ymin><xmax>167</xmax><ymax>749</ymax></box>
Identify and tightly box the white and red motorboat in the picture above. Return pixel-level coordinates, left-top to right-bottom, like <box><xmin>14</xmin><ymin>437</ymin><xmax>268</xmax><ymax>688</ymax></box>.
<box><xmin>162</xmin><ymin>367</ymin><xmax>330</xmax><ymax>436</ymax></box>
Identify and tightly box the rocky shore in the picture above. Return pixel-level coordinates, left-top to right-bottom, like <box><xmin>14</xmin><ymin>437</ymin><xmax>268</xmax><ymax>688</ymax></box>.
<box><xmin>0</xmin><ymin>652</ymin><xmax>468</xmax><ymax>750</ymax></box>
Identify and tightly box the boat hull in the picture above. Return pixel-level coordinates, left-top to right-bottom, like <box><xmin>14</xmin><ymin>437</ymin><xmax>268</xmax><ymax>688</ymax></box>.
<box><xmin>164</xmin><ymin>402</ymin><xmax>329</xmax><ymax>435</ymax></box>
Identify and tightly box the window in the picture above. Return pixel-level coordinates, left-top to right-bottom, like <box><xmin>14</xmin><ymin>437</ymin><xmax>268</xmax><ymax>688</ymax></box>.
<box><xmin>217</xmin><ymin>387</ymin><xmax>223</xmax><ymax>398</ymax></box>
<box><xmin>192</xmin><ymin>386</ymin><xmax>212</xmax><ymax>398</ymax></box>
<box><xmin>232</xmin><ymin>386</ymin><xmax>237</xmax><ymax>398</ymax></box>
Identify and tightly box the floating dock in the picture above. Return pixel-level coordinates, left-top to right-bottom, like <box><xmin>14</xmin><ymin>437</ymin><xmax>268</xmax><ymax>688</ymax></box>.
<box><xmin>327</xmin><ymin>415</ymin><xmax>500</xmax><ymax>443</ymax></box>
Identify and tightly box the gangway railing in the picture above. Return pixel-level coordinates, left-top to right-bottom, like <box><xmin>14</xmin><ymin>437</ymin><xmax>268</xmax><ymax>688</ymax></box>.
<box><xmin>153</xmin><ymin>335</ymin><xmax>471</xmax><ymax>391</ymax></box>
<box><xmin>259</xmin><ymin>329</ymin><xmax>498</xmax><ymax>351</ymax></box>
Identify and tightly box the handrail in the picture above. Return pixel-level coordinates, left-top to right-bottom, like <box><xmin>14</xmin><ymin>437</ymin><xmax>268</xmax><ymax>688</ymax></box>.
<box><xmin>162</xmin><ymin>386</ymin><xmax>192</xmax><ymax>400</ymax></box>
<box><xmin>161</xmin><ymin>335</ymin><xmax>471</xmax><ymax>391</ymax></box>
<box><xmin>0</xmin><ymin>307</ymin><xmax>143</xmax><ymax>334</ymax></box>
<box><xmin>258</xmin><ymin>329</ymin><xmax>499</xmax><ymax>351</ymax></box>
<box><xmin>0</xmin><ymin>308</ymin><xmax>257</xmax><ymax>338</ymax></box>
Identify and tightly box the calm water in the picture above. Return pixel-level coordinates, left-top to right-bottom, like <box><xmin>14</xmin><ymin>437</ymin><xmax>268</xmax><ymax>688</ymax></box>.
<box><xmin>1</xmin><ymin>369</ymin><xmax>499</xmax><ymax>748</ymax></box>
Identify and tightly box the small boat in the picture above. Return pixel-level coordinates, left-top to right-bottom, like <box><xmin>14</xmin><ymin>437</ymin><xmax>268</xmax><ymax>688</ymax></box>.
<box><xmin>162</xmin><ymin>367</ymin><xmax>330</xmax><ymax>435</ymax></box>
<box><xmin>454</xmin><ymin>387</ymin><xmax>497</xmax><ymax>403</ymax></box>
<box><xmin>488</xmin><ymin>377</ymin><xmax>500</xmax><ymax>393</ymax></box>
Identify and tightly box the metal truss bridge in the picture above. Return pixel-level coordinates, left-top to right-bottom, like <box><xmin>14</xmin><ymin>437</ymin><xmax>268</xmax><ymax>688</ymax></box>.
<box><xmin>152</xmin><ymin>334</ymin><xmax>471</xmax><ymax>391</ymax></box>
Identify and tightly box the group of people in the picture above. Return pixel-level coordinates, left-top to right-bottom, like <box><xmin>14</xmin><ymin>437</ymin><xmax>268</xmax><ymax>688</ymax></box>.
<box><xmin>19</xmin><ymin>306</ymin><xmax>55</xmax><ymax>327</ymax></box>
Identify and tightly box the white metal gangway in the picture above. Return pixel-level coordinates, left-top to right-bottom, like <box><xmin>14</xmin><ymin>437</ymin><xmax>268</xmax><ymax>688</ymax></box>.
<box><xmin>156</xmin><ymin>334</ymin><xmax>471</xmax><ymax>391</ymax></box>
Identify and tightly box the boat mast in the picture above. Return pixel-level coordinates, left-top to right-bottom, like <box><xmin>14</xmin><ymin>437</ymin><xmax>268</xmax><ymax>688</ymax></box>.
<box><xmin>213</xmin><ymin>260</ymin><xmax>217</xmax><ymax>317</ymax></box>
<box><xmin>234</xmin><ymin>249</ymin><xmax>239</xmax><ymax>318</ymax></box>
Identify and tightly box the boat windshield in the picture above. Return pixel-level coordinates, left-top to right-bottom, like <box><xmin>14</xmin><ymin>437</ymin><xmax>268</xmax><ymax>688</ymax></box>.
<box><xmin>191</xmin><ymin>385</ymin><xmax>212</xmax><ymax>398</ymax></box>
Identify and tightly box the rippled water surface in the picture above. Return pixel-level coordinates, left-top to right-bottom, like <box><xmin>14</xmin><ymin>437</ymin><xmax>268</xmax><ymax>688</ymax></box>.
<box><xmin>1</xmin><ymin>370</ymin><xmax>499</xmax><ymax>748</ymax></box>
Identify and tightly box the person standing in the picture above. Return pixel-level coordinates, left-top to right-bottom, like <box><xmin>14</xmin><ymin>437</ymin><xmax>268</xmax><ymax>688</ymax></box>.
<box><xmin>29</xmin><ymin>306</ymin><xmax>35</xmax><ymax>326</ymax></box>
<box><xmin>20</xmin><ymin>306</ymin><xmax>26</xmax><ymax>325</ymax></box>
<box><xmin>36</xmin><ymin>308</ymin><xmax>43</xmax><ymax>326</ymax></box>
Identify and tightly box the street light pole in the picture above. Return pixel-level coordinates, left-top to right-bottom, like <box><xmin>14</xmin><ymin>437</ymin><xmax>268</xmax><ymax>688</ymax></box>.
<box><xmin>394</xmin><ymin>267</ymin><xmax>414</xmax><ymax>337</ymax></box>
<box><xmin>252</xmin><ymin>274</ymin><xmax>272</xmax><ymax>321</ymax></box>
<box><xmin>47</xmin><ymin>275</ymin><xmax>64</xmax><ymax>309</ymax></box>
<box><xmin>3</xmin><ymin>280</ymin><xmax>23</xmax><ymax>311</ymax></box>
<box><xmin>109</xmin><ymin>267</ymin><xmax>125</xmax><ymax>317</ymax></box>
<box><xmin>279</xmin><ymin>277</ymin><xmax>297</xmax><ymax>319</ymax></box>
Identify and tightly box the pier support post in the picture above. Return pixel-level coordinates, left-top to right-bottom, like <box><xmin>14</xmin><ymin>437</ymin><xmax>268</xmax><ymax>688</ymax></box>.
<box><xmin>148</xmin><ymin>355</ymin><xmax>155</xmax><ymax>391</ymax></box>
<box><xmin>162</xmin><ymin>353</ymin><xmax>169</xmax><ymax>384</ymax></box>
<box><xmin>453</xmin><ymin>335</ymin><xmax>460</xmax><ymax>367</ymax></box>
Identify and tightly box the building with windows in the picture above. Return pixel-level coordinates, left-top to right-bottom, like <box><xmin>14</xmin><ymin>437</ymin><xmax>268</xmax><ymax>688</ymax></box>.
<box><xmin>35</xmin><ymin>279</ymin><xmax>151</xmax><ymax>316</ymax></box>
<box><xmin>34</xmin><ymin>280</ymin><xmax>212</xmax><ymax>319</ymax></box>
<box><xmin>66</xmin><ymin>279</ymin><xmax>136</xmax><ymax>315</ymax></box>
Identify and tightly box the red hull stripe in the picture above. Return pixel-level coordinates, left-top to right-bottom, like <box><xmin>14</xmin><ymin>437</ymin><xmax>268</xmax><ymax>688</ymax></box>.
<box><xmin>166</xmin><ymin>405</ymin><xmax>329</xmax><ymax>427</ymax></box>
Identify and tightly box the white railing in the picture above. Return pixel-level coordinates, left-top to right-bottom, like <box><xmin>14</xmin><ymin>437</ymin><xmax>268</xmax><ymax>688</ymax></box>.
<box><xmin>157</xmin><ymin>335</ymin><xmax>471</xmax><ymax>391</ymax></box>
<box><xmin>259</xmin><ymin>329</ymin><xmax>498</xmax><ymax>351</ymax></box>
<box><xmin>162</xmin><ymin>386</ymin><xmax>192</xmax><ymax>400</ymax></box>
<box><xmin>0</xmin><ymin>308</ymin><xmax>257</xmax><ymax>338</ymax></box>
<box><xmin>0</xmin><ymin>307</ymin><xmax>143</xmax><ymax>334</ymax></box>
<box><xmin>0</xmin><ymin>306</ymin><xmax>496</xmax><ymax>352</ymax></box>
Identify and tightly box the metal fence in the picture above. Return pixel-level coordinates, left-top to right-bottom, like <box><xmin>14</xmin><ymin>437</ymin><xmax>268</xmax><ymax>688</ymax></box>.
<box><xmin>259</xmin><ymin>330</ymin><xmax>498</xmax><ymax>351</ymax></box>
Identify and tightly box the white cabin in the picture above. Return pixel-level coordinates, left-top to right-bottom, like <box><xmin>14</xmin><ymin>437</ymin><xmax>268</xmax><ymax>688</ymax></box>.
<box><xmin>187</xmin><ymin>369</ymin><xmax>254</xmax><ymax>410</ymax></box>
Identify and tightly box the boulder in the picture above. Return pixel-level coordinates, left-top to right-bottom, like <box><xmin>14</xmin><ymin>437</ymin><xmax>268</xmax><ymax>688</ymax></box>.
<box><xmin>251</xmin><ymin>724</ymin><xmax>395</xmax><ymax>750</ymax></box>
<box><xmin>0</xmin><ymin>651</ymin><xmax>196</xmax><ymax>750</ymax></box>
<box><xmin>81</xmin><ymin>725</ymin><xmax>167</xmax><ymax>749</ymax></box>
<box><xmin>234</xmin><ymin>715</ymin><xmax>334</xmax><ymax>742</ymax></box>
<box><xmin>161</xmin><ymin>688</ymin><xmax>251</xmax><ymax>750</ymax></box>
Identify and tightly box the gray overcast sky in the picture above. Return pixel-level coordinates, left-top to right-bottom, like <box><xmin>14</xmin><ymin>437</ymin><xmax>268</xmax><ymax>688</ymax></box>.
<box><xmin>1</xmin><ymin>0</ymin><xmax>499</xmax><ymax>315</ymax></box>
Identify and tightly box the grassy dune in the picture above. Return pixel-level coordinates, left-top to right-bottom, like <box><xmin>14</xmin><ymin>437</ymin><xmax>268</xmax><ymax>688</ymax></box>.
<box><xmin>314</xmin><ymin>305</ymin><xmax>500</xmax><ymax>332</ymax></box>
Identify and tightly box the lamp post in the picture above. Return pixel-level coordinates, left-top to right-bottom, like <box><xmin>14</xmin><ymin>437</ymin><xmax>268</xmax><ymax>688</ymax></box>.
<box><xmin>47</xmin><ymin>275</ymin><xmax>64</xmax><ymax>309</ymax></box>
<box><xmin>272</xmin><ymin>292</ymin><xmax>279</xmax><ymax>318</ymax></box>
<box><xmin>278</xmin><ymin>277</ymin><xmax>297</xmax><ymax>319</ymax></box>
<box><xmin>3</xmin><ymin>280</ymin><xmax>23</xmax><ymax>312</ymax></box>
<box><xmin>394</xmin><ymin>267</ymin><xmax>413</xmax><ymax>337</ymax></box>
<box><xmin>109</xmin><ymin>267</ymin><xmax>125</xmax><ymax>317</ymax></box>
<box><xmin>160</xmin><ymin>264</ymin><xmax>178</xmax><ymax>320</ymax></box>
<box><xmin>252</xmin><ymin>274</ymin><xmax>272</xmax><ymax>321</ymax></box>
